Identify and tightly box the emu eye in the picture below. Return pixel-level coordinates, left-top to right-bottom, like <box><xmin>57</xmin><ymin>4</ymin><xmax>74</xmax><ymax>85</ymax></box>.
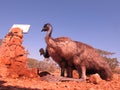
<box><xmin>47</xmin><ymin>24</ymin><xmax>49</xmax><ymax>27</ymax></box>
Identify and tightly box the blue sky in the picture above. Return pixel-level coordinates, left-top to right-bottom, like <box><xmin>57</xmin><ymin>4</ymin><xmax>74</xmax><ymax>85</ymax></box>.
<box><xmin>0</xmin><ymin>0</ymin><xmax>120</xmax><ymax>61</ymax></box>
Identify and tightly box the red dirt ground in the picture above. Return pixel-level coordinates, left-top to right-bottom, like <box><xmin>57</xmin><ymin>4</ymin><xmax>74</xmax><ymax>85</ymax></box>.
<box><xmin>0</xmin><ymin>70</ymin><xmax>120</xmax><ymax>90</ymax></box>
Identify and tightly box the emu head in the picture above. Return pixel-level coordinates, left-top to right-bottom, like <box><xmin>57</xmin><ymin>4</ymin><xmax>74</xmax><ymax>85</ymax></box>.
<box><xmin>41</xmin><ymin>23</ymin><xmax>52</xmax><ymax>32</ymax></box>
<box><xmin>39</xmin><ymin>48</ymin><xmax>44</xmax><ymax>55</ymax></box>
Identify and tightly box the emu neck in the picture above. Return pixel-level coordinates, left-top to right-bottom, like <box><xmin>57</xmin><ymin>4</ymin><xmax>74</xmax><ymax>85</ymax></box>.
<box><xmin>45</xmin><ymin>29</ymin><xmax>52</xmax><ymax>45</ymax></box>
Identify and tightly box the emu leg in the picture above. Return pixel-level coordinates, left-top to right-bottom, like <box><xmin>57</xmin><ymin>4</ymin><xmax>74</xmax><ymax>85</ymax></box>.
<box><xmin>77</xmin><ymin>68</ymin><xmax>82</xmax><ymax>78</ymax></box>
<box><xmin>60</xmin><ymin>61</ymin><xmax>66</xmax><ymax>77</ymax></box>
<box><xmin>81</xmin><ymin>65</ymin><xmax>86</xmax><ymax>80</ymax></box>
<box><xmin>66</xmin><ymin>66</ymin><xmax>73</xmax><ymax>78</ymax></box>
<box><xmin>73</xmin><ymin>56</ymin><xmax>83</xmax><ymax>79</ymax></box>
<box><xmin>61</xmin><ymin>68</ymin><xmax>65</xmax><ymax>77</ymax></box>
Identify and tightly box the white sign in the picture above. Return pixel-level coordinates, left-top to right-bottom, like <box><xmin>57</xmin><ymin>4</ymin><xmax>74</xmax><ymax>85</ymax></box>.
<box><xmin>10</xmin><ymin>24</ymin><xmax>30</xmax><ymax>33</ymax></box>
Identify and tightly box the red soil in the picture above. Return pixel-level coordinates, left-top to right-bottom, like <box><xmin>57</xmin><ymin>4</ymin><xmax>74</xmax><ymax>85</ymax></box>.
<box><xmin>0</xmin><ymin>71</ymin><xmax>120</xmax><ymax>90</ymax></box>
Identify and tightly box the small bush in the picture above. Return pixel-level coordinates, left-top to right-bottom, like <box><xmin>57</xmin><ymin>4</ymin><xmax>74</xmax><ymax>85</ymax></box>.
<box><xmin>38</xmin><ymin>60</ymin><xmax>57</xmax><ymax>72</ymax></box>
<box><xmin>27</xmin><ymin>58</ymin><xmax>39</xmax><ymax>68</ymax></box>
<box><xmin>27</xmin><ymin>58</ymin><xmax>58</xmax><ymax>73</ymax></box>
<box><xmin>113</xmin><ymin>67</ymin><xmax>120</xmax><ymax>74</ymax></box>
<box><xmin>103</xmin><ymin>57</ymin><xmax>120</xmax><ymax>73</ymax></box>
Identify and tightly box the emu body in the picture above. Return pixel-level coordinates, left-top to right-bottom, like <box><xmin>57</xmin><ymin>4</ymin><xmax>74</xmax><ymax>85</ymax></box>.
<box><xmin>39</xmin><ymin>47</ymin><xmax>74</xmax><ymax>77</ymax></box>
<box><xmin>41</xmin><ymin>23</ymin><xmax>112</xmax><ymax>80</ymax></box>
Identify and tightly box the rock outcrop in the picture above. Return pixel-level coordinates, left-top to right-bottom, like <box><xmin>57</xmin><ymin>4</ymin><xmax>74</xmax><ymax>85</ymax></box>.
<box><xmin>88</xmin><ymin>73</ymin><xmax>103</xmax><ymax>84</ymax></box>
<box><xmin>0</xmin><ymin>28</ymin><xmax>38</xmax><ymax>78</ymax></box>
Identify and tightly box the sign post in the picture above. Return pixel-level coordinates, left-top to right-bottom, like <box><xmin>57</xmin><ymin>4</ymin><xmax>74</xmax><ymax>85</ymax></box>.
<box><xmin>10</xmin><ymin>24</ymin><xmax>31</xmax><ymax>34</ymax></box>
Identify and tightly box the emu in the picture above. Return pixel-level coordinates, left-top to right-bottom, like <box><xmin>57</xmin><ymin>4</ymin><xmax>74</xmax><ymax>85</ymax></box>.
<box><xmin>41</xmin><ymin>23</ymin><xmax>112</xmax><ymax>80</ymax></box>
<box><xmin>39</xmin><ymin>48</ymin><xmax>75</xmax><ymax>77</ymax></box>
<box><xmin>39</xmin><ymin>48</ymin><xmax>50</xmax><ymax>58</ymax></box>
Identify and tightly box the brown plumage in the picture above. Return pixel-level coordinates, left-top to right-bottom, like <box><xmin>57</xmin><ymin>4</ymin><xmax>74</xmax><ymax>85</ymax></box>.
<box><xmin>39</xmin><ymin>47</ymin><xmax>75</xmax><ymax>77</ymax></box>
<box><xmin>74</xmin><ymin>41</ymin><xmax>113</xmax><ymax>80</ymax></box>
<box><xmin>41</xmin><ymin>23</ymin><xmax>112</xmax><ymax>80</ymax></box>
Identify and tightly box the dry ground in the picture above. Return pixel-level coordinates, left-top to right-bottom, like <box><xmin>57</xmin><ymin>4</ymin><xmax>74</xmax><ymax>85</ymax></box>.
<box><xmin>0</xmin><ymin>70</ymin><xmax>120</xmax><ymax>90</ymax></box>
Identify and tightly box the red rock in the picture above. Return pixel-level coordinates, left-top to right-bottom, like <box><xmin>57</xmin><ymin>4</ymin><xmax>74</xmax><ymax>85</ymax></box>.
<box><xmin>10</xmin><ymin>28</ymin><xmax>23</xmax><ymax>38</ymax></box>
<box><xmin>15</xmin><ymin>46</ymin><xmax>25</xmax><ymax>56</ymax></box>
<box><xmin>0</xmin><ymin>65</ymin><xmax>9</xmax><ymax>77</ymax></box>
<box><xmin>10</xmin><ymin>36</ymin><xmax>23</xmax><ymax>45</ymax></box>
<box><xmin>15</xmin><ymin>56</ymin><xmax>27</xmax><ymax>62</ymax></box>
<box><xmin>0</xmin><ymin>27</ymin><xmax>38</xmax><ymax>78</ymax></box>
<box><xmin>88</xmin><ymin>73</ymin><xmax>103</xmax><ymax>84</ymax></box>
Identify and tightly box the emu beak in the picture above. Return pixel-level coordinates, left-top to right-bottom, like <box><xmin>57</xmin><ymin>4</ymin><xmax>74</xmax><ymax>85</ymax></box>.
<box><xmin>40</xmin><ymin>53</ymin><xmax>42</xmax><ymax>55</ymax></box>
<box><xmin>41</xmin><ymin>27</ymin><xmax>47</xmax><ymax>32</ymax></box>
<box><xmin>41</xmin><ymin>29</ymin><xmax>44</xmax><ymax>32</ymax></box>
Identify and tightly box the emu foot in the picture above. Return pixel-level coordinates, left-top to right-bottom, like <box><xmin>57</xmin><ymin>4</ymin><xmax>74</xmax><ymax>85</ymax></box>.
<box><xmin>79</xmin><ymin>78</ymin><xmax>86</xmax><ymax>82</ymax></box>
<box><xmin>59</xmin><ymin>77</ymin><xmax>86</xmax><ymax>82</ymax></box>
